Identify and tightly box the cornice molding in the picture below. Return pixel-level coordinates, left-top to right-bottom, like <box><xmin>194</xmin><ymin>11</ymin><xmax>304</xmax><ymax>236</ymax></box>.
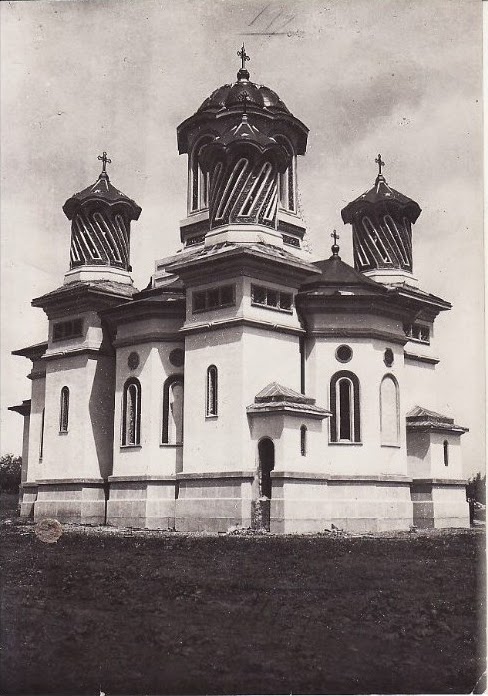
<box><xmin>114</xmin><ymin>332</ymin><xmax>183</xmax><ymax>348</ymax></box>
<box><xmin>180</xmin><ymin>316</ymin><xmax>305</xmax><ymax>337</ymax></box>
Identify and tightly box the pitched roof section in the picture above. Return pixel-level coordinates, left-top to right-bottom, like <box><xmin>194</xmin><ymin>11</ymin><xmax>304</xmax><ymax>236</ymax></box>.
<box><xmin>12</xmin><ymin>341</ymin><xmax>48</xmax><ymax>360</ymax></box>
<box><xmin>255</xmin><ymin>382</ymin><xmax>315</xmax><ymax>404</ymax></box>
<box><xmin>299</xmin><ymin>254</ymin><xmax>386</xmax><ymax>292</ymax></box>
<box><xmin>32</xmin><ymin>280</ymin><xmax>137</xmax><ymax>307</ymax></box>
<box><xmin>248</xmin><ymin>382</ymin><xmax>330</xmax><ymax>418</ymax></box>
<box><xmin>341</xmin><ymin>174</ymin><xmax>421</xmax><ymax>225</ymax></box>
<box><xmin>406</xmin><ymin>406</ymin><xmax>468</xmax><ymax>433</ymax></box>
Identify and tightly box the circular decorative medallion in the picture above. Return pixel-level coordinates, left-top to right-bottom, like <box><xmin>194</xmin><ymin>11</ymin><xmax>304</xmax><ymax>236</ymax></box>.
<box><xmin>169</xmin><ymin>348</ymin><xmax>185</xmax><ymax>368</ymax></box>
<box><xmin>127</xmin><ymin>351</ymin><xmax>140</xmax><ymax>370</ymax></box>
<box><xmin>335</xmin><ymin>344</ymin><xmax>353</xmax><ymax>363</ymax></box>
<box><xmin>384</xmin><ymin>348</ymin><xmax>394</xmax><ymax>367</ymax></box>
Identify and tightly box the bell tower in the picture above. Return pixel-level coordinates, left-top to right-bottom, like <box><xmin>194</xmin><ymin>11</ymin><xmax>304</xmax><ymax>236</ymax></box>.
<box><xmin>341</xmin><ymin>155</ymin><xmax>421</xmax><ymax>285</ymax></box>
<box><xmin>62</xmin><ymin>152</ymin><xmax>141</xmax><ymax>285</ymax></box>
<box><xmin>177</xmin><ymin>46</ymin><xmax>309</xmax><ymax>253</ymax></box>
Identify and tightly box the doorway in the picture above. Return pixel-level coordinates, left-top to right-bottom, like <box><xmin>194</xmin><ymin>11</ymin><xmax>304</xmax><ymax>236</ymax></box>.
<box><xmin>258</xmin><ymin>437</ymin><xmax>275</xmax><ymax>499</ymax></box>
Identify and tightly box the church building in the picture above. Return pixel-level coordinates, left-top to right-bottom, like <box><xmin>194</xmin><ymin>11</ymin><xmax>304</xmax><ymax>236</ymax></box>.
<box><xmin>10</xmin><ymin>48</ymin><xmax>470</xmax><ymax>533</ymax></box>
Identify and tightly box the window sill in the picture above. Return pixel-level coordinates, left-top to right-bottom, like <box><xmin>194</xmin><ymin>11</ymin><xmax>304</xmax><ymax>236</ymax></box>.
<box><xmin>120</xmin><ymin>444</ymin><xmax>142</xmax><ymax>450</ymax></box>
<box><xmin>58</xmin><ymin>431</ymin><xmax>69</xmax><ymax>436</ymax></box>
<box><xmin>328</xmin><ymin>441</ymin><xmax>363</xmax><ymax>446</ymax></box>
<box><xmin>250</xmin><ymin>302</ymin><xmax>293</xmax><ymax>314</ymax></box>
<box><xmin>205</xmin><ymin>414</ymin><xmax>218</xmax><ymax>420</ymax></box>
<box><xmin>381</xmin><ymin>443</ymin><xmax>402</xmax><ymax>449</ymax></box>
<box><xmin>160</xmin><ymin>443</ymin><xmax>183</xmax><ymax>448</ymax></box>
<box><xmin>405</xmin><ymin>337</ymin><xmax>430</xmax><ymax>346</ymax></box>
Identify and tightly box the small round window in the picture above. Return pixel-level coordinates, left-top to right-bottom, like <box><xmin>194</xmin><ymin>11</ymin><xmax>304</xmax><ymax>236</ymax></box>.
<box><xmin>384</xmin><ymin>348</ymin><xmax>394</xmax><ymax>367</ymax></box>
<box><xmin>127</xmin><ymin>351</ymin><xmax>140</xmax><ymax>370</ymax></box>
<box><xmin>336</xmin><ymin>345</ymin><xmax>353</xmax><ymax>363</ymax></box>
<box><xmin>169</xmin><ymin>348</ymin><xmax>185</xmax><ymax>368</ymax></box>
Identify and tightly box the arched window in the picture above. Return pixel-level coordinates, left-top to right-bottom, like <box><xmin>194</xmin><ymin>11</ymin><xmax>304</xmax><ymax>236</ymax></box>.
<box><xmin>443</xmin><ymin>440</ymin><xmax>449</xmax><ymax>466</ymax></box>
<box><xmin>300</xmin><ymin>425</ymin><xmax>307</xmax><ymax>456</ymax></box>
<box><xmin>380</xmin><ymin>375</ymin><xmax>400</xmax><ymax>446</ymax></box>
<box><xmin>122</xmin><ymin>378</ymin><xmax>141</xmax><ymax>446</ymax></box>
<box><xmin>190</xmin><ymin>137</ymin><xmax>211</xmax><ymax>213</ymax></box>
<box><xmin>276</xmin><ymin>136</ymin><xmax>296</xmax><ymax>213</ymax></box>
<box><xmin>206</xmin><ymin>365</ymin><xmax>218</xmax><ymax>417</ymax></box>
<box><xmin>59</xmin><ymin>387</ymin><xmax>69</xmax><ymax>433</ymax></box>
<box><xmin>39</xmin><ymin>408</ymin><xmax>45</xmax><ymax>460</ymax></box>
<box><xmin>330</xmin><ymin>371</ymin><xmax>361</xmax><ymax>443</ymax></box>
<box><xmin>162</xmin><ymin>376</ymin><xmax>184</xmax><ymax>445</ymax></box>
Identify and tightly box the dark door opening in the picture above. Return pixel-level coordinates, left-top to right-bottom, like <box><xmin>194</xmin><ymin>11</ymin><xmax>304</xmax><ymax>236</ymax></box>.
<box><xmin>258</xmin><ymin>437</ymin><xmax>275</xmax><ymax>499</ymax></box>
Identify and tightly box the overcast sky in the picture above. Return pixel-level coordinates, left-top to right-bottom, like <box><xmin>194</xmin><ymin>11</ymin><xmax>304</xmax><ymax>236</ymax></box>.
<box><xmin>1</xmin><ymin>0</ymin><xmax>483</xmax><ymax>475</ymax></box>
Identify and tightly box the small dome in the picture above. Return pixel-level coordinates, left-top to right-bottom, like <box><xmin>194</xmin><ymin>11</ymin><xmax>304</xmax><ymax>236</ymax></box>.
<box><xmin>197</xmin><ymin>80</ymin><xmax>290</xmax><ymax>115</ymax></box>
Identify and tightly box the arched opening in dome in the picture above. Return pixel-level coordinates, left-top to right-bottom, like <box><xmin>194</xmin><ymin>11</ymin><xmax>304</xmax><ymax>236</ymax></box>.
<box><xmin>275</xmin><ymin>135</ymin><xmax>296</xmax><ymax>213</ymax></box>
<box><xmin>189</xmin><ymin>136</ymin><xmax>212</xmax><ymax>214</ymax></box>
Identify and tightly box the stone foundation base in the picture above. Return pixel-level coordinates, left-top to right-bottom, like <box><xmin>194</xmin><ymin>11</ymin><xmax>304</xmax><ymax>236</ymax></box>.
<box><xmin>175</xmin><ymin>473</ymin><xmax>254</xmax><ymax>532</ymax></box>
<box><xmin>411</xmin><ymin>479</ymin><xmax>469</xmax><ymax>529</ymax></box>
<box><xmin>270</xmin><ymin>473</ymin><xmax>414</xmax><ymax>533</ymax></box>
<box><xmin>34</xmin><ymin>479</ymin><xmax>106</xmax><ymax>524</ymax></box>
<box><xmin>106</xmin><ymin>476</ymin><xmax>176</xmax><ymax>529</ymax></box>
<box><xmin>19</xmin><ymin>483</ymin><xmax>38</xmax><ymax>519</ymax></box>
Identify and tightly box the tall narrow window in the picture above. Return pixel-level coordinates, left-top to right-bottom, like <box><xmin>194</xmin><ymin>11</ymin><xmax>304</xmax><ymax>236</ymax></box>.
<box><xmin>443</xmin><ymin>440</ymin><xmax>449</xmax><ymax>466</ymax></box>
<box><xmin>39</xmin><ymin>408</ymin><xmax>45</xmax><ymax>460</ymax></box>
<box><xmin>300</xmin><ymin>425</ymin><xmax>307</xmax><ymax>456</ymax></box>
<box><xmin>330</xmin><ymin>371</ymin><xmax>361</xmax><ymax>443</ymax></box>
<box><xmin>206</xmin><ymin>365</ymin><xmax>218</xmax><ymax>417</ymax></box>
<box><xmin>380</xmin><ymin>375</ymin><xmax>400</xmax><ymax>446</ymax></box>
<box><xmin>276</xmin><ymin>136</ymin><xmax>296</xmax><ymax>212</ymax></box>
<box><xmin>122</xmin><ymin>378</ymin><xmax>141</xmax><ymax>446</ymax></box>
<box><xmin>162</xmin><ymin>376</ymin><xmax>184</xmax><ymax>445</ymax></box>
<box><xmin>190</xmin><ymin>137</ymin><xmax>211</xmax><ymax>213</ymax></box>
<box><xmin>59</xmin><ymin>387</ymin><xmax>69</xmax><ymax>433</ymax></box>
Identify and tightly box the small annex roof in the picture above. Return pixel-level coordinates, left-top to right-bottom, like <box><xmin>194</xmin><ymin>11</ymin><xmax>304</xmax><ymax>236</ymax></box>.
<box><xmin>247</xmin><ymin>382</ymin><xmax>330</xmax><ymax>418</ymax></box>
<box><xmin>406</xmin><ymin>406</ymin><xmax>468</xmax><ymax>433</ymax></box>
<box><xmin>8</xmin><ymin>399</ymin><xmax>31</xmax><ymax>416</ymax></box>
<box><xmin>12</xmin><ymin>341</ymin><xmax>48</xmax><ymax>360</ymax></box>
<box><xmin>299</xmin><ymin>253</ymin><xmax>385</xmax><ymax>292</ymax></box>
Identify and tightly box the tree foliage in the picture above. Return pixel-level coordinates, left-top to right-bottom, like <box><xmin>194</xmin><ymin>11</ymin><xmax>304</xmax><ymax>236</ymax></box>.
<box><xmin>0</xmin><ymin>454</ymin><xmax>22</xmax><ymax>494</ymax></box>
<box><xmin>466</xmin><ymin>472</ymin><xmax>486</xmax><ymax>504</ymax></box>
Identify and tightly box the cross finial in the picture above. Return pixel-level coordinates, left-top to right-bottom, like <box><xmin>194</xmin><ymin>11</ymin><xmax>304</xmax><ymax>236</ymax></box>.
<box><xmin>238</xmin><ymin>44</ymin><xmax>250</xmax><ymax>71</ymax></box>
<box><xmin>331</xmin><ymin>229</ymin><xmax>340</xmax><ymax>257</ymax></box>
<box><xmin>375</xmin><ymin>153</ymin><xmax>385</xmax><ymax>177</ymax></box>
<box><xmin>98</xmin><ymin>151</ymin><xmax>112</xmax><ymax>176</ymax></box>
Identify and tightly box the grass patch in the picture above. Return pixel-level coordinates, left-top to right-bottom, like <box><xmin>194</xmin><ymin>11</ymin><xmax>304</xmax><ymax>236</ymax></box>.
<box><xmin>0</xmin><ymin>499</ymin><xmax>485</xmax><ymax>694</ymax></box>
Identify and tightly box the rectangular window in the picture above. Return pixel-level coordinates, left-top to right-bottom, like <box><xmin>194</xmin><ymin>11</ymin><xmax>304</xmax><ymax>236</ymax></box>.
<box><xmin>52</xmin><ymin>318</ymin><xmax>83</xmax><ymax>342</ymax></box>
<box><xmin>251</xmin><ymin>284</ymin><xmax>293</xmax><ymax>313</ymax></box>
<box><xmin>403</xmin><ymin>322</ymin><xmax>430</xmax><ymax>345</ymax></box>
<box><xmin>192</xmin><ymin>285</ymin><xmax>235</xmax><ymax>313</ymax></box>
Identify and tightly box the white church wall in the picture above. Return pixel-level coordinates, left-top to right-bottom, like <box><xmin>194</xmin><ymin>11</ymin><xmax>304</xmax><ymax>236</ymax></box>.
<box><xmin>113</xmin><ymin>340</ymin><xmax>184</xmax><ymax>477</ymax></box>
<box><xmin>407</xmin><ymin>431</ymin><xmax>431</xmax><ymax>478</ymax></box>
<box><xmin>403</xmin><ymin>358</ymin><xmax>438</xmax><ymax>413</ymax></box>
<box><xmin>41</xmin><ymin>354</ymin><xmax>105</xmax><ymax>480</ymax></box>
<box><xmin>308</xmin><ymin>337</ymin><xmax>407</xmax><ymax>477</ymax></box>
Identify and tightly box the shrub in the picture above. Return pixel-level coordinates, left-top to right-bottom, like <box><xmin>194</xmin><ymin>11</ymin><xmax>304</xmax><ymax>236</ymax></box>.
<box><xmin>0</xmin><ymin>454</ymin><xmax>22</xmax><ymax>494</ymax></box>
<box><xmin>466</xmin><ymin>472</ymin><xmax>486</xmax><ymax>504</ymax></box>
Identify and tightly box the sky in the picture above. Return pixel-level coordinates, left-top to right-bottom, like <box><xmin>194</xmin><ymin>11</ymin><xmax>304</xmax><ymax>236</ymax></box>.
<box><xmin>0</xmin><ymin>0</ymin><xmax>484</xmax><ymax>475</ymax></box>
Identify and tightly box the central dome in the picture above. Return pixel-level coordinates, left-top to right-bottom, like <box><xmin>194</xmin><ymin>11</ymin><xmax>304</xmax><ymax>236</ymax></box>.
<box><xmin>197</xmin><ymin>79</ymin><xmax>290</xmax><ymax>114</ymax></box>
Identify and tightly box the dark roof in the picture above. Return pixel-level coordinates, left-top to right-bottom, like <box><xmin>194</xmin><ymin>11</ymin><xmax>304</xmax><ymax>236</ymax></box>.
<box><xmin>63</xmin><ymin>173</ymin><xmax>141</xmax><ymax>220</ymax></box>
<box><xmin>198</xmin><ymin>79</ymin><xmax>290</xmax><ymax>115</ymax></box>
<box><xmin>255</xmin><ymin>382</ymin><xmax>315</xmax><ymax>405</ymax></box>
<box><xmin>406</xmin><ymin>406</ymin><xmax>468</xmax><ymax>433</ymax></box>
<box><xmin>12</xmin><ymin>341</ymin><xmax>48</xmax><ymax>360</ymax></box>
<box><xmin>32</xmin><ymin>280</ymin><xmax>137</xmax><ymax>307</ymax></box>
<box><xmin>300</xmin><ymin>254</ymin><xmax>386</xmax><ymax>292</ymax></box>
<box><xmin>248</xmin><ymin>382</ymin><xmax>330</xmax><ymax>417</ymax></box>
<box><xmin>341</xmin><ymin>175</ymin><xmax>421</xmax><ymax>225</ymax></box>
<box><xmin>8</xmin><ymin>399</ymin><xmax>31</xmax><ymax>416</ymax></box>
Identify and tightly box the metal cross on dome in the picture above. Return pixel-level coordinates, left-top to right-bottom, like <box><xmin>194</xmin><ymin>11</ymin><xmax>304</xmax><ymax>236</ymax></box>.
<box><xmin>375</xmin><ymin>153</ymin><xmax>385</xmax><ymax>176</ymax></box>
<box><xmin>238</xmin><ymin>44</ymin><xmax>250</xmax><ymax>71</ymax></box>
<box><xmin>98</xmin><ymin>151</ymin><xmax>112</xmax><ymax>175</ymax></box>
<box><xmin>331</xmin><ymin>229</ymin><xmax>340</xmax><ymax>256</ymax></box>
